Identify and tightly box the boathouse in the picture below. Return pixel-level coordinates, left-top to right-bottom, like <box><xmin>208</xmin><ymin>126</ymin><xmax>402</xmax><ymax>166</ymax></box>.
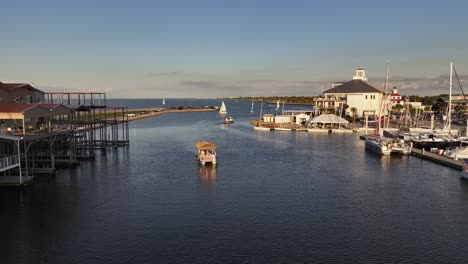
<box><xmin>0</xmin><ymin>82</ymin><xmax>45</xmax><ymax>104</ymax></box>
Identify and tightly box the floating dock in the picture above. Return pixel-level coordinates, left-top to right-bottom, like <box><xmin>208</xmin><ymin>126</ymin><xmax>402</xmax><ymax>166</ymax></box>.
<box><xmin>411</xmin><ymin>148</ymin><xmax>463</xmax><ymax>170</ymax></box>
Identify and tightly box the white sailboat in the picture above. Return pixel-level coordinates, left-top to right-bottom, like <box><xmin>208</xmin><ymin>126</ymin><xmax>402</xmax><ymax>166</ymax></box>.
<box><xmin>365</xmin><ymin>64</ymin><xmax>392</xmax><ymax>155</ymax></box>
<box><xmin>219</xmin><ymin>101</ymin><xmax>227</xmax><ymax>114</ymax></box>
<box><xmin>250</xmin><ymin>101</ymin><xmax>254</xmax><ymax>113</ymax></box>
<box><xmin>162</xmin><ymin>98</ymin><xmax>166</xmax><ymax>105</ymax></box>
<box><xmin>276</xmin><ymin>100</ymin><xmax>280</xmax><ymax>110</ymax></box>
<box><xmin>364</xmin><ymin>64</ymin><xmax>412</xmax><ymax>155</ymax></box>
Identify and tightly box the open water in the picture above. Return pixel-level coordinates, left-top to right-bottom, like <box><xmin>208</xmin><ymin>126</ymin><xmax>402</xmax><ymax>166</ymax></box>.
<box><xmin>1</xmin><ymin>99</ymin><xmax>468</xmax><ymax>264</ymax></box>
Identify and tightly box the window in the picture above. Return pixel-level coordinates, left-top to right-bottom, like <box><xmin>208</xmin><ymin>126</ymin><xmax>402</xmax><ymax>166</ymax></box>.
<box><xmin>365</xmin><ymin>95</ymin><xmax>368</xmax><ymax>99</ymax></box>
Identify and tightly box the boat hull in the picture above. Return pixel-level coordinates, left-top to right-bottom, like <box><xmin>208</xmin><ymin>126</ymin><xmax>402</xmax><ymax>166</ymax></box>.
<box><xmin>254</xmin><ymin>126</ymin><xmax>272</xmax><ymax>131</ymax></box>
<box><xmin>365</xmin><ymin>140</ymin><xmax>391</xmax><ymax>155</ymax></box>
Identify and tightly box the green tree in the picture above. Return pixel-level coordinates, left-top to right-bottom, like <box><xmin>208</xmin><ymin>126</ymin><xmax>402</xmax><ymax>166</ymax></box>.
<box><xmin>350</xmin><ymin>107</ymin><xmax>357</xmax><ymax>124</ymax></box>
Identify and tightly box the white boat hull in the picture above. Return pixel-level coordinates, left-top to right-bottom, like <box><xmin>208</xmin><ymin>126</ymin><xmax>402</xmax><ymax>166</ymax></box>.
<box><xmin>254</xmin><ymin>126</ymin><xmax>271</xmax><ymax>131</ymax></box>
<box><xmin>365</xmin><ymin>139</ymin><xmax>391</xmax><ymax>155</ymax></box>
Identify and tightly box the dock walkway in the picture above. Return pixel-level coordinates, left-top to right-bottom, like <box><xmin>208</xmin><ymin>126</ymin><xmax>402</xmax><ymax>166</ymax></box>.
<box><xmin>411</xmin><ymin>148</ymin><xmax>463</xmax><ymax>170</ymax></box>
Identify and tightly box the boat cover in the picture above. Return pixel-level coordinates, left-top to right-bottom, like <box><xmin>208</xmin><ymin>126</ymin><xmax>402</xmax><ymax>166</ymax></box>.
<box><xmin>196</xmin><ymin>141</ymin><xmax>217</xmax><ymax>149</ymax></box>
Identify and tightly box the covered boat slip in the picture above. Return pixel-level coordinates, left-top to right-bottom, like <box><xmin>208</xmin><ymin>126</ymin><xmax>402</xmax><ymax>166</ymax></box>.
<box><xmin>0</xmin><ymin>134</ymin><xmax>32</xmax><ymax>187</ymax></box>
<box><xmin>307</xmin><ymin>114</ymin><xmax>353</xmax><ymax>133</ymax></box>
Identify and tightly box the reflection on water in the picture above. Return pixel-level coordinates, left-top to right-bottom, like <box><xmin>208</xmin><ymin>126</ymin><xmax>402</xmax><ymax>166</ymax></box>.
<box><xmin>198</xmin><ymin>165</ymin><xmax>217</xmax><ymax>187</ymax></box>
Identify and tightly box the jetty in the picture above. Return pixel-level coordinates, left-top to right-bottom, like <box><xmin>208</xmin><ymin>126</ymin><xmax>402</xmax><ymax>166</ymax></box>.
<box><xmin>125</xmin><ymin>106</ymin><xmax>217</xmax><ymax>121</ymax></box>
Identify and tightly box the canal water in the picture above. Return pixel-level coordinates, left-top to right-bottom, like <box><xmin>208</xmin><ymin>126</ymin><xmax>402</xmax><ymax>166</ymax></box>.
<box><xmin>2</xmin><ymin>99</ymin><xmax>468</xmax><ymax>263</ymax></box>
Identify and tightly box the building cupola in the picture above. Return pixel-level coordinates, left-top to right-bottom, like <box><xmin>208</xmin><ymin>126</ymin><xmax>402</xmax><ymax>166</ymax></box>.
<box><xmin>352</xmin><ymin>67</ymin><xmax>368</xmax><ymax>81</ymax></box>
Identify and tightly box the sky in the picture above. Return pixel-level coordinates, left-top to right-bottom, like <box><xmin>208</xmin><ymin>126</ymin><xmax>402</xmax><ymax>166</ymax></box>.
<box><xmin>1</xmin><ymin>0</ymin><xmax>468</xmax><ymax>98</ymax></box>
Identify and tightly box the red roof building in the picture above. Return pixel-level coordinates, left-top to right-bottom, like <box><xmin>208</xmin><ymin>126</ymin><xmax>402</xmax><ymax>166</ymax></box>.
<box><xmin>390</xmin><ymin>87</ymin><xmax>402</xmax><ymax>105</ymax></box>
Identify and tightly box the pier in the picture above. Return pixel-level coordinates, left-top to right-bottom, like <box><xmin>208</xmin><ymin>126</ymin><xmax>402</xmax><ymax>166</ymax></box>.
<box><xmin>411</xmin><ymin>148</ymin><xmax>464</xmax><ymax>170</ymax></box>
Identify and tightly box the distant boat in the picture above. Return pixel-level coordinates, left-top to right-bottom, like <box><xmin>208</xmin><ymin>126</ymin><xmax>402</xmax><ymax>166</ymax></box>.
<box><xmin>250</xmin><ymin>101</ymin><xmax>254</xmax><ymax>113</ymax></box>
<box><xmin>223</xmin><ymin>116</ymin><xmax>234</xmax><ymax>124</ymax></box>
<box><xmin>162</xmin><ymin>98</ymin><xmax>166</xmax><ymax>105</ymax></box>
<box><xmin>276</xmin><ymin>100</ymin><xmax>280</xmax><ymax>110</ymax></box>
<box><xmin>219</xmin><ymin>101</ymin><xmax>227</xmax><ymax>114</ymax></box>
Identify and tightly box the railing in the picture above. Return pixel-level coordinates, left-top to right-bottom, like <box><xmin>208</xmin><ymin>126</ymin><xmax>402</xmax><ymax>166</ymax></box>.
<box><xmin>0</xmin><ymin>155</ymin><xmax>20</xmax><ymax>171</ymax></box>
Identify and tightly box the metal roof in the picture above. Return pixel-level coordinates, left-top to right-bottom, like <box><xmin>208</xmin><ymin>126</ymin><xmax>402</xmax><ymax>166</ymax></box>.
<box><xmin>309</xmin><ymin>114</ymin><xmax>349</xmax><ymax>124</ymax></box>
<box><xmin>0</xmin><ymin>104</ymin><xmax>39</xmax><ymax>113</ymax></box>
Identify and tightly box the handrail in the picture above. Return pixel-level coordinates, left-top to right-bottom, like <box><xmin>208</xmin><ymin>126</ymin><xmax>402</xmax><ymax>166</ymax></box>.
<box><xmin>0</xmin><ymin>154</ymin><xmax>20</xmax><ymax>170</ymax></box>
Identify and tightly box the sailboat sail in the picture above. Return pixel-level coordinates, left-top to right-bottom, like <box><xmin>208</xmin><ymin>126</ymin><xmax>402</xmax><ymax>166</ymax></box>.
<box><xmin>276</xmin><ymin>100</ymin><xmax>280</xmax><ymax>110</ymax></box>
<box><xmin>219</xmin><ymin>101</ymin><xmax>227</xmax><ymax>113</ymax></box>
<box><xmin>251</xmin><ymin>101</ymin><xmax>254</xmax><ymax>113</ymax></box>
<box><xmin>162</xmin><ymin>98</ymin><xmax>166</xmax><ymax>105</ymax></box>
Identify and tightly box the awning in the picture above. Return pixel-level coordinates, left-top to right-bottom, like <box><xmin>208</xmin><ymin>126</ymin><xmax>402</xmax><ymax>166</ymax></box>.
<box><xmin>309</xmin><ymin>114</ymin><xmax>349</xmax><ymax>124</ymax></box>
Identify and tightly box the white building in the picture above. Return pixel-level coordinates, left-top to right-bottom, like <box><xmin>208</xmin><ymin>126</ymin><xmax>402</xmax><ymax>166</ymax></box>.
<box><xmin>314</xmin><ymin>68</ymin><xmax>384</xmax><ymax>118</ymax></box>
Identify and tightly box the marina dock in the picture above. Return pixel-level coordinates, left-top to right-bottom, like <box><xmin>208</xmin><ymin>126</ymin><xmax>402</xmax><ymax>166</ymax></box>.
<box><xmin>411</xmin><ymin>148</ymin><xmax>464</xmax><ymax>170</ymax></box>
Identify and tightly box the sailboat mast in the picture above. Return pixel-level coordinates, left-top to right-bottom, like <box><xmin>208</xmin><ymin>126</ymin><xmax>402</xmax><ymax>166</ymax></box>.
<box><xmin>259</xmin><ymin>102</ymin><xmax>264</xmax><ymax>120</ymax></box>
<box><xmin>448</xmin><ymin>61</ymin><xmax>453</xmax><ymax>132</ymax></box>
<box><xmin>378</xmin><ymin>64</ymin><xmax>389</xmax><ymax>137</ymax></box>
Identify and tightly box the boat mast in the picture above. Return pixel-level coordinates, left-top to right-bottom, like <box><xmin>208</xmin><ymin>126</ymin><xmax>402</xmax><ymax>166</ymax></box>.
<box><xmin>447</xmin><ymin>61</ymin><xmax>453</xmax><ymax>132</ymax></box>
<box><xmin>259</xmin><ymin>102</ymin><xmax>264</xmax><ymax>120</ymax></box>
<box><xmin>378</xmin><ymin>64</ymin><xmax>389</xmax><ymax>137</ymax></box>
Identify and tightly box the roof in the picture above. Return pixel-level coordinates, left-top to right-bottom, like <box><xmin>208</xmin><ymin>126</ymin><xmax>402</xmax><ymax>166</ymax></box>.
<box><xmin>323</xmin><ymin>79</ymin><xmax>383</xmax><ymax>94</ymax></box>
<box><xmin>309</xmin><ymin>114</ymin><xmax>349</xmax><ymax>124</ymax></box>
<box><xmin>0</xmin><ymin>82</ymin><xmax>8</xmax><ymax>90</ymax></box>
<box><xmin>0</xmin><ymin>104</ymin><xmax>40</xmax><ymax>113</ymax></box>
<box><xmin>196</xmin><ymin>141</ymin><xmax>217</xmax><ymax>150</ymax></box>
<box><xmin>2</xmin><ymin>83</ymin><xmax>45</xmax><ymax>94</ymax></box>
<box><xmin>36</xmin><ymin>104</ymin><xmax>60</xmax><ymax>109</ymax></box>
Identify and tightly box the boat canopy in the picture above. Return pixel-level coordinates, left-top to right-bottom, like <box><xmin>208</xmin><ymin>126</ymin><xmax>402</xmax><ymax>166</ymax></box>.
<box><xmin>196</xmin><ymin>141</ymin><xmax>217</xmax><ymax>150</ymax></box>
<box><xmin>309</xmin><ymin>114</ymin><xmax>349</xmax><ymax>124</ymax></box>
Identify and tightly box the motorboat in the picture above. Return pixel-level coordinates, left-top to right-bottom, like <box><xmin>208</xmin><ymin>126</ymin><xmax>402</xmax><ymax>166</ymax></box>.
<box><xmin>390</xmin><ymin>139</ymin><xmax>412</xmax><ymax>155</ymax></box>
<box><xmin>224</xmin><ymin>117</ymin><xmax>234</xmax><ymax>124</ymax></box>
<box><xmin>196</xmin><ymin>141</ymin><xmax>217</xmax><ymax>166</ymax></box>
<box><xmin>365</xmin><ymin>137</ymin><xmax>392</xmax><ymax>155</ymax></box>
<box><xmin>443</xmin><ymin>141</ymin><xmax>468</xmax><ymax>160</ymax></box>
<box><xmin>463</xmin><ymin>160</ymin><xmax>468</xmax><ymax>180</ymax></box>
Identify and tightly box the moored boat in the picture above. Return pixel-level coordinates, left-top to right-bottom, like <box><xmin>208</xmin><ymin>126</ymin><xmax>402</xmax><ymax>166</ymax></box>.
<box><xmin>196</xmin><ymin>141</ymin><xmax>217</xmax><ymax>166</ymax></box>
<box><xmin>390</xmin><ymin>139</ymin><xmax>412</xmax><ymax>155</ymax></box>
<box><xmin>443</xmin><ymin>141</ymin><xmax>468</xmax><ymax>160</ymax></box>
<box><xmin>463</xmin><ymin>160</ymin><xmax>468</xmax><ymax>180</ymax></box>
<box><xmin>365</xmin><ymin>138</ymin><xmax>392</xmax><ymax>155</ymax></box>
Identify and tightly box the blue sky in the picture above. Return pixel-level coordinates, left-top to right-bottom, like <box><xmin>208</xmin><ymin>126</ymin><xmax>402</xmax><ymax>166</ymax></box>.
<box><xmin>1</xmin><ymin>0</ymin><xmax>468</xmax><ymax>98</ymax></box>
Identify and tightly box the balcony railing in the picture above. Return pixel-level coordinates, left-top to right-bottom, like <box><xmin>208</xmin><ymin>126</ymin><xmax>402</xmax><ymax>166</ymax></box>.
<box><xmin>0</xmin><ymin>155</ymin><xmax>20</xmax><ymax>171</ymax></box>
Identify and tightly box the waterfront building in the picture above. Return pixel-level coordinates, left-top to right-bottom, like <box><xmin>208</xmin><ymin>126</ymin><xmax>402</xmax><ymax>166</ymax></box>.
<box><xmin>0</xmin><ymin>82</ymin><xmax>45</xmax><ymax>104</ymax></box>
<box><xmin>314</xmin><ymin>67</ymin><xmax>384</xmax><ymax>118</ymax></box>
<box><xmin>390</xmin><ymin>87</ymin><xmax>403</xmax><ymax>106</ymax></box>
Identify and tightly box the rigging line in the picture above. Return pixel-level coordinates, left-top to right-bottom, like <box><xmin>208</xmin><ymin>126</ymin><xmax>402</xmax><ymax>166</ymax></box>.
<box><xmin>453</xmin><ymin>65</ymin><xmax>468</xmax><ymax>105</ymax></box>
